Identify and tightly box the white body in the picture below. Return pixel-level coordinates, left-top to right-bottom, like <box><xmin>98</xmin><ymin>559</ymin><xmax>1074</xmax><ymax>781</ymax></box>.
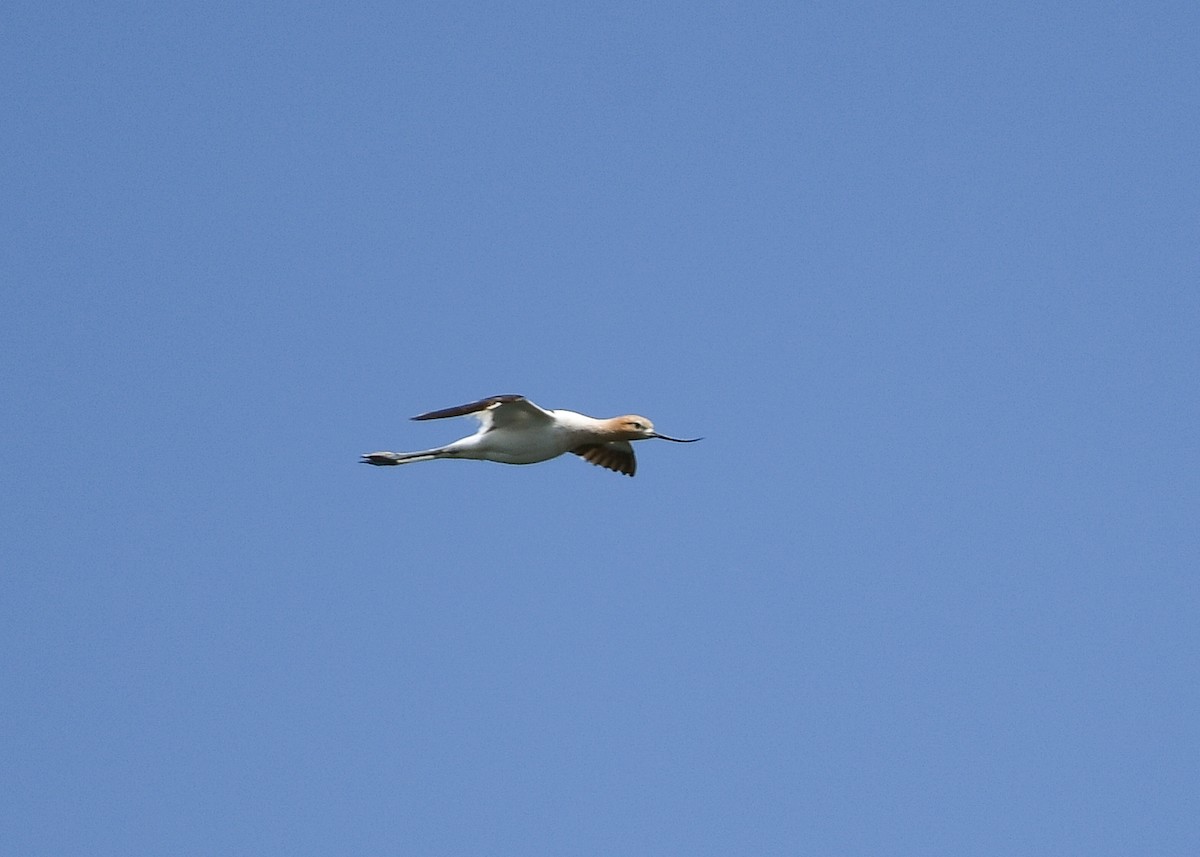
<box><xmin>441</xmin><ymin>409</ymin><xmax>599</xmax><ymax>464</ymax></box>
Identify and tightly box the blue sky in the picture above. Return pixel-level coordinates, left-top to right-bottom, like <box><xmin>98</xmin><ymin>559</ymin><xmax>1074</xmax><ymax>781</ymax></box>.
<box><xmin>3</xmin><ymin>2</ymin><xmax>1198</xmax><ymax>854</ymax></box>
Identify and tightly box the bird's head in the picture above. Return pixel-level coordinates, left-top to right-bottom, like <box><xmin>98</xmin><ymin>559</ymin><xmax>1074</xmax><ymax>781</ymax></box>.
<box><xmin>612</xmin><ymin>415</ymin><xmax>702</xmax><ymax>444</ymax></box>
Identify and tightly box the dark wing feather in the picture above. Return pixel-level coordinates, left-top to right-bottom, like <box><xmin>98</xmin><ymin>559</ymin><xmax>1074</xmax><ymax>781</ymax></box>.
<box><xmin>411</xmin><ymin>394</ymin><xmax>526</xmax><ymax>421</ymax></box>
<box><xmin>571</xmin><ymin>442</ymin><xmax>636</xmax><ymax>477</ymax></box>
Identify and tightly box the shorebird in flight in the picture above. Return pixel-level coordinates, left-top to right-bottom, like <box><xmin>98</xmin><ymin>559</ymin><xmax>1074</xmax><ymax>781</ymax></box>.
<box><xmin>361</xmin><ymin>394</ymin><xmax>701</xmax><ymax>477</ymax></box>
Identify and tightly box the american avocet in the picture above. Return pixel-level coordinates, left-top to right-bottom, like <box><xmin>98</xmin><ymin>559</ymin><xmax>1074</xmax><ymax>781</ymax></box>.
<box><xmin>361</xmin><ymin>394</ymin><xmax>701</xmax><ymax>477</ymax></box>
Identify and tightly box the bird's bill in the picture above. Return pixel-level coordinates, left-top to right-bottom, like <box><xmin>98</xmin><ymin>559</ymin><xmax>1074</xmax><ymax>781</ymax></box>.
<box><xmin>651</xmin><ymin>432</ymin><xmax>703</xmax><ymax>443</ymax></box>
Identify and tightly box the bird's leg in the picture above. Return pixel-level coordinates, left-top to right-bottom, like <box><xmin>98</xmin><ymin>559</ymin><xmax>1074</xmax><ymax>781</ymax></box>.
<box><xmin>360</xmin><ymin>447</ymin><xmax>450</xmax><ymax>466</ymax></box>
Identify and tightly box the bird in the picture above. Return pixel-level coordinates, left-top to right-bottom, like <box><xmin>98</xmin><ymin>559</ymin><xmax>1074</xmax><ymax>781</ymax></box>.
<box><xmin>361</xmin><ymin>394</ymin><xmax>701</xmax><ymax>477</ymax></box>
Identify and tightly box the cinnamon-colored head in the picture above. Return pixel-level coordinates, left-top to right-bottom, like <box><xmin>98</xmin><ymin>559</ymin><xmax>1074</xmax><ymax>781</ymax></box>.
<box><xmin>606</xmin><ymin>415</ymin><xmax>702</xmax><ymax>444</ymax></box>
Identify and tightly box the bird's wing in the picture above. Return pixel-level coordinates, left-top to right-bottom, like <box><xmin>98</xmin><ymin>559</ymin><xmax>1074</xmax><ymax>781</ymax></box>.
<box><xmin>571</xmin><ymin>441</ymin><xmax>636</xmax><ymax>477</ymax></box>
<box><xmin>411</xmin><ymin>394</ymin><xmax>555</xmax><ymax>430</ymax></box>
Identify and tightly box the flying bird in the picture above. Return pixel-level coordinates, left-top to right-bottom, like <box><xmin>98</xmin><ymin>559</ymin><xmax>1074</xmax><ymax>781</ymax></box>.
<box><xmin>361</xmin><ymin>394</ymin><xmax>701</xmax><ymax>477</ymax></box>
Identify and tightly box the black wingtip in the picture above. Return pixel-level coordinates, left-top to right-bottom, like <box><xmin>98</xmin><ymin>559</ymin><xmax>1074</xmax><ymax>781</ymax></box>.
<box><xmin>410</xmin><ymin>394</ymin><xmax>526</xmax><ymax>421</ymax></box>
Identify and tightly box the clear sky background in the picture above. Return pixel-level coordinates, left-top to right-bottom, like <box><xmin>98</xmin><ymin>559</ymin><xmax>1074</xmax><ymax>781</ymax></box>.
<box><xmin>3</xmin><ymin>2</ymin><xmax>1198</xmax><ymax>855</ymax></box>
